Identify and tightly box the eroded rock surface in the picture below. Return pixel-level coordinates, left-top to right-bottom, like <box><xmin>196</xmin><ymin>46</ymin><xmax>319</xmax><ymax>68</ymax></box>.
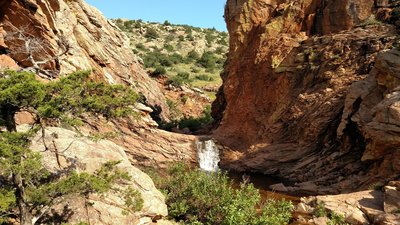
<box><xmin>295</xmin><ymin>182</ymin><xmax>400</xmax><ymax>225</ymax></box>
<box><xmin>214</xmin><ymin>0</ymin><xmax>400</xmax><ymax>193</ymax></box>
<box><xmin>0</xmin><ymin>0</ymin><xmax>168</xmax><ymax>119</ymax></box>
<box><xmin>24</xmin><ymin>125</ymin><xmax>168</xmax><ymax>225</ymax></box>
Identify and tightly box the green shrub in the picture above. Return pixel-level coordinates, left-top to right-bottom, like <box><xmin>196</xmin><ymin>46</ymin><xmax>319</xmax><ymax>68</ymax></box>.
<box><xmin>195</xmin><ymin>74</ymin><xmax>213</xmax><ymax>81</ymax></box>
<box><xmin>144</xmin><ymin>27</ymin><xmax>159</xmax><ymax>39</ymax></box>
<box><xmin>164</xmin><ymin>43</ymin><xmax>174</xmax><ymax>52</ymax></box>
<box><xmin>166</xmin><ymin>34</ymin><xmax>175</xmax><ymax>42</ymax></box>
<box><xmin>187</xmin><ymin>50</ymin><xmax>200</xmax><ymax>62</ymax></box>
<box><xmin>142</xmin><ymin>51</ymin><xmax>173</xmax><ymax>68</ymax></box>
<box><xmin>151</xmin><ymin>66</ymin><xmax>167</xmax><ymax>77</ymax></box>
<box><xmin>191</xmin><ymin>66</ymin><xmax>200</xmax><ymax>73</ymax></box>
<box><xmin>163</xmin><ymin>20</ymin><xmax>172</xmax><ymax>26</ymax></box>
<box><xmin>197</xmin><ymin>51</ymin><xmax>217</xmax><ymax>69</ymax></box>
<box><xmin>328</xmin><ymin>212</ymin><xmax>347</xmax><ymax>225</ymax></box>
<box><xmin>0</xmin><ymin>70</ymin><xmax>139</xmax><ymax>131</ymax></box>
<box><xmin>178</xmin><ymin>105</ymin><xmax>212</xmax><ymax>132</ymax></box>
<box><xmin>169</xmin><ymin>53</ymin><xmax>185</xmax><ymax>64</ymax></box>
<box><xmin>167</xmin><ymin>72</ymin><xmax>191</xmax><ymax>87</ymax></box>
<box><xmin>153</xmin><ymin>163</ymin><xmax>294</xmax><ymax>225</ymax></box>
<box><xmin>135</xmin><ymin>43</ymin><xmax>146</xmax><ymax>51</ymax></box>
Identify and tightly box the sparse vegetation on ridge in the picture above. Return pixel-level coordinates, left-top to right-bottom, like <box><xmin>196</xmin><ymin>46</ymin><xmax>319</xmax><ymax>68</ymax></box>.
<box><xmin>113</xmin><ymin>19</ymin><xmax>228</xmax><ymax>92</ymax></box>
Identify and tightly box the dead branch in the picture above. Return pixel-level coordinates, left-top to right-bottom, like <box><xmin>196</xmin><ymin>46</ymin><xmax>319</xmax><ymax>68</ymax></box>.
<box><xmin>3</xmin><ymin>23</ymin><xmax>71</xmax><ymax>79</ymax></box>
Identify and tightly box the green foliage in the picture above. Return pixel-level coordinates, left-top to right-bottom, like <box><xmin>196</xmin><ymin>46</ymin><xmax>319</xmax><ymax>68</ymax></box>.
<box><xmin>0</xmin><ymin>71</ymin><xmax>45</xmax><ymax>110</ymax></box>
<box><xmin>167</xmin><ymin>72</ymin><xmax>192</xmax><ymax>87</ymax></box>
<box><xmin>39</xmin><ymin>71</ymin><xmax>139</xmax><ymax>123</ymax></box>
<box><xmin>153</xmin><ymin>163</ymin><xmax>293</xmax><ymax>225</ymax></box>
<box><xmin>124</xmin><ymin>187</ymin><xmax>144</xmax><ymax>213</ymax></box>
<box><xmin>0</xmin><ymin>132</ymin><xmax>142</xmax><ymax>223</ymax></box>
<box><xmin>197</xmin><ymin>51</ymin><xmax>218</xmax><ymax>69</ymax></box>
<box><xmin>163</xmin><ymin>20</ymin><xmax>172</xmax><ymax>26</ymax></box>
<box><xmin>164</xmin><ymin>43</ymin><xmax>174</xmax><ymax>52</ymax></box>
<box><xmin>135</xmin><ymin>43</ymin><xmax>146</xmax><ymax>51</ymax></box>
<box><xmin>186</xmin><ymin>50</ymin><xmax>200</xmax><ymax>62</ymax></box>
<box><xmin>314</xmin><ymin>201</ymin><xmax>328</xmax><ymax>217</ymax></box>
<box><xmin>166</xmin><ymin>98</ymin><xmax>182</xmax><ymax>120</ymax></box>
<box><xmin>0</xmin><ymin>71</ymin><xmax>139</xmax><ymax>131</ymax></box>
<box><xmin>151</xmin><ymin>66</ymin><xmax>167</xmax><ymax>77</ymax></box>
<box><xmin>195</xmin><ymin>74</ymin><xmax>214</xmax><ymax>81</ymax></box>
<box><xmin>161</xmin><ymin>105</ymin><xmax>213</xmax><ymax>132</ymax></box>
<box><xmin>144</xmin><ymin>27</ymin><xmax>159</xmax><ymax>40</ymax></box>
<box><xmin>177</xmin><ymin>105</ymin><xmax>213</xmax><ymax>132</ymax></box>
<box><xmin>205</xmin><ymin>32</ymin><xmax>217</xmax><ymax>45</ymax></box>
<box><xmin>327</xmin><ymin>212</ymin><xmax>347</xmax><ymax>225</ymax></box>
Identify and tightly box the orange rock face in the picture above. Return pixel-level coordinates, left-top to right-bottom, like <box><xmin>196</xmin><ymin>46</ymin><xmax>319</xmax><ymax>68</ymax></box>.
<box><xmin>0</xmin><ymin>0</ymin><xmax>168</xmax><ymax>119</ymax></box>
<box><xmin>213</xmin><ymin>0</ymin><xmax>400</xmax><ymax>193</ymax></box>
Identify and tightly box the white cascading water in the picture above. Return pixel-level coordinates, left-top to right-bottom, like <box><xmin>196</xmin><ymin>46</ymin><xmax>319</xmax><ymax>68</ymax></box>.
<box><xmin>196</xmin><ymin>140</ymin><xmax>220</xmax><ymax>172</ymax></box>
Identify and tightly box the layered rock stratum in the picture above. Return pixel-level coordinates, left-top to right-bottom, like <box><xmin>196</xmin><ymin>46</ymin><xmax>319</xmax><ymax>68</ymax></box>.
<box><xmin>214</xmin><ymin>0</ymin><xmax>400</xmax><ymax>193</ymax></box>
<box><xmin>0</xmin><ymin>0</ymin><xmax>198</xmax><ymax>223</ymax></box>
<box><xmin>0</xmin><ymin>0</ymin><xmax>168</xmax><ymax>119</ymax></box>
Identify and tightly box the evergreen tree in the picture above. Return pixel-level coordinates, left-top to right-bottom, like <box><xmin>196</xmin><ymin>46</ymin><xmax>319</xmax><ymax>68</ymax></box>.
<box><xmin>0</xmin><ymin>70</ymin><xmax>143</xmax><ymax>225</ymax></box>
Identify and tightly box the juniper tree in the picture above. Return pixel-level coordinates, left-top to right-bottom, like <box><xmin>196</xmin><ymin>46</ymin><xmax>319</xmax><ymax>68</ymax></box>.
<box><xmin>0</xmin><ymin>131</ymin><xmax>141</xmax><ymax>225</ymax></box>
<box><xmin>0</xmin><ymin>70</ymin><xmax>139</xmax><ymax>132</ymax></box>
<box><xmin>0</xmin><ymin>70</ymin><xmax>143</xmax><ymax>225</ymax></box>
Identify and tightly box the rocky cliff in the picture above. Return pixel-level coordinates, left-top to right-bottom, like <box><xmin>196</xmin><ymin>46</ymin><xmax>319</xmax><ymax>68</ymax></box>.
<box><xmin>214</xmin><ymin>0</ymin><xmax>400</xmax><ymax>193</ymax></box>
<box><xmin>0</xmin><ymin>1</ymin><xmax>199</xmax><ymax>224</ymax></box>
<box><xmin>0</xmin><ymin>0</ymin><xmax>168</xmax><ymax>119</ymax></box>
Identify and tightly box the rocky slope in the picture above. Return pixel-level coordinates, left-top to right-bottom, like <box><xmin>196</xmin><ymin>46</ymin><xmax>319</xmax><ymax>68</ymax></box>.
<box><xmin>113</xmin><ymin>19</ymin><xmax>228</xmax><ymax>122</ymax></box>
<box><xmin>0</xmin><ymin>0</ymin><xmax>198</xmax><ymax>224</ymax></box>
<box><xmin>0</xmin><ymin>0</ymin><xmax>168</xmax><ymax>119</ymax></box>
<box><xmin>213</xmin><ymin>0</ymin><xmax>400</xmax><ymax>194</ymax></box>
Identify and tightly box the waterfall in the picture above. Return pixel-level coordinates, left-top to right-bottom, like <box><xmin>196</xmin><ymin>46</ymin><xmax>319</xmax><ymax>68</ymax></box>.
<box><xmin>196</xmin><ymin>139</ymin><xmax>220</xmax><ymax>172</ymax></box>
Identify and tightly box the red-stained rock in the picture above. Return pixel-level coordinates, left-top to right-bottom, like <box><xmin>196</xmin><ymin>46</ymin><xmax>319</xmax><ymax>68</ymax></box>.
<box><xmin>213</xmin><ymin>0</ymin><xmax>400</xmax><ymax>193</ymax></box>
<box><xmin>0</xmin><ymin>0</ymin><xmax>169</xmax><ymax>119</ymax></box>
<box><xmin>0</xmin><ymin>55</ymin><xmax>18</xmax><ymax>70</ymax></box>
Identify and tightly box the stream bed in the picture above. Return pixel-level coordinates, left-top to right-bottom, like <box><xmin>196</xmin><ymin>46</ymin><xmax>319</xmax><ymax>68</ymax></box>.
<box><xmin>196</xmin><ymin>139</ymin><xmax>300</xmax><ymax>202</ymax></box>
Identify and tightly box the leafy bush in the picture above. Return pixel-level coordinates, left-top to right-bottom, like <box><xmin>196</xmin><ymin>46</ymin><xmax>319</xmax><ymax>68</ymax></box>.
<box><xmin>328</xmin><ymin>212</ymin><xmax>347</xmax><ymax>225</ymax></box>
<box><xmin>135</xmin><ymin>43</ymin><xmax>146</xmax><ymax>51</ymax></box>
<box><xmin>153</xmin><ymin>163</ymin><xmax>294</xmax><ymax>225</ymax></box>
<box><xmin>0</xmin><ymin>131</ymin><xmax>143</xmax><ymax>224</ymax></box>
<box><xmin>144</xmin><ymin>27</ymin><xmax>159</xmax><ymax>40</ymax></box>
<box><xmin>0</xmin><ymin>70</ymin><xmax>139</xmax><ymax>131</ymax></box>
<box><xmin>163</xmin><ymin>20</ymin><xmax>172</xmax><ymax>26</ymax></box>
<box><xmin>215</xmin><ymin>46</ymin><xmax>225</xmax><ymax>55</ymax></box>
<box><xmin>151</xmin><ymin>66</ymin><xmax>167</xmax><ymax>77</ymax></box>
<box><xmin>167</xmin><ymin>72</ymin><xmax>191</xmax><ymax>87</ymax></box>
<box><xmin>178</xmin><ymin>105</ymin><xmax>213</xmax><ymax>132</ymax></box>
<box><xmin>186</xmin><ymin>50</ymin><xmax>200</xmax><ymax>62</ymax></box>
<box><xmin>169</xmin><ymin>53</ymin><xmax>185</xmax><ymax>64</ymax></box>
<box><xmin>142</xmin><ymin>51</ymin><xmax>172</xmax><ymax>68</ymax></box>
<box><xmin>164</xmin><ymin>43</ymin><xmax>174</xmax><ymax>52</ymax></box>
<box><xmin>195</xmin><ymin>74</ymin><xmax>213</xmax><ymax>81</ymax></box>
<box><xmin>197</xmin><ymin>51</ymin><xmax>218</xmax><ymax>69</ymax></box>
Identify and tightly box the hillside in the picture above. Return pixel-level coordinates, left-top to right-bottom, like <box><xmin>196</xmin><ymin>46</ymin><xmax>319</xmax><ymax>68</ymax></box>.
<box><xmin>113</xmin><ymin>19</ymin><xmax>228</xmax><ymax>100</ymax></box>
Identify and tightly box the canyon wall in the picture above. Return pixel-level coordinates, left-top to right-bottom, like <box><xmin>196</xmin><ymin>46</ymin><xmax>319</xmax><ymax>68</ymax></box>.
<box><xmin>214</xmin><ymin>0</ymin><xmax>400</xmax><ymax>193</ymax></box>
<box><xmin>0</xmin><ymin>0</ymin><xmax>168</xmax><ymax>119</ymax></box>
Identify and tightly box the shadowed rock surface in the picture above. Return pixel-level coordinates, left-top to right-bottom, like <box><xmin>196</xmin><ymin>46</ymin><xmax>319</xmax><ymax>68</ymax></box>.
<box><xmin>213</xmin><ymin>0</ymin><xmax>400</xmax><ymax>194</ymax></box>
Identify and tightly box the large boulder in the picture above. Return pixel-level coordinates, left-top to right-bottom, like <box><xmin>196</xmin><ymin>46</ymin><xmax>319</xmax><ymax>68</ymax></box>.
<box><xmin>26</xmin><ymin>126</ymin><xmax>169</xmax><ymax>224</ymax></box>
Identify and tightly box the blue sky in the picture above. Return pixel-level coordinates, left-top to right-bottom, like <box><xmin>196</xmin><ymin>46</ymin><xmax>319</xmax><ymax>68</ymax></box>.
<box><xmin>86</xmin><ymin>0</ymin><xmax>227</xmax><ymax>31</ymax></box>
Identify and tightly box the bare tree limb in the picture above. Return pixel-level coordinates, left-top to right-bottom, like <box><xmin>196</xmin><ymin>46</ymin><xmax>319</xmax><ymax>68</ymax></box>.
<box><xmin>3</xmin><ymin>23</ymin><xmax>71</xmax><ymax>79</ymax></box>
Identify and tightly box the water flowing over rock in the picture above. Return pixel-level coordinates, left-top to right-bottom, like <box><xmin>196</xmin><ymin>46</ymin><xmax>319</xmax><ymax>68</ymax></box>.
<box><xmin>0</xmin><ymin>0</ymin><xmax>169</xmax><ymax>119</ymax></box>
<box><xmin>197</xmin><ymin>139</ymin><xmax>220</xmax><ymax>172</ymax></box>
<box><xmin>213</xmin><ymin>0</ymin><xmax>400</xmax><ymax>193</ymax></box>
